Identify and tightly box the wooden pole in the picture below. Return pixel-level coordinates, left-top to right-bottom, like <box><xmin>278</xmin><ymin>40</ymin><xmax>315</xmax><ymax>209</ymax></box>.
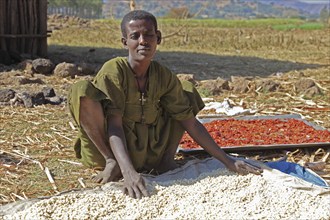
<box><xmin>31</xmin><ymin>0</ymin><xmax>38</xmax><ymax>56</ymax></box>
<box><xmin>38</xmin><ymin>0</ymin><xmax>48</xmax><ymax>57</ymax></box>
<box><xmin>0</xmin><ymin>0</ymin><xmax>7</xmax><ymax>51</ymax></box>
<box><xmin>9</xmin><ymin>0</ymin><xmax>18</xmax><ymax>53</ymax></box>
<box><xmin>23</xmin><ymin>0</ymin><xmax>29</xmax><ymax>53</ymax></box>
<box><xmin>18</xmin><ymin>0</ymin><xmax>26</xmax><ymax>53</ymax></box>
<box><xmin>27</xmin><ymin>0</ymin><xmax>34</xmax><ymax>56</ymax></box>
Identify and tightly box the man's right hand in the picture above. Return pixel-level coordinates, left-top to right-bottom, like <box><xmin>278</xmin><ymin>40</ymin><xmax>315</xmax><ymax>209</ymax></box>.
<box><xmin>93</xmin><ymin>158</ymin><xmax>122</xmax><ymax>184</ymax></box>
<box><xmin>106</xmin><ymin>115</ymin><xmax>149</xmax><ymax>199</ymax></box>
<box><xmin>122</xmin><ymin>170</ymin><xmax>149</xmax><ymax>199</ymax></box>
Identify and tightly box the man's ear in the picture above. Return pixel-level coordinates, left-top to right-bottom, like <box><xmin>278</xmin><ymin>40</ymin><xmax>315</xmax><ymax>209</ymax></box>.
<box><xmin>156</xmin><ymin>30</ymin><xmax>162</xmax><ymax>44</ymax></box>
<box><xmin>121</xmin><ymin>37</ymin><xmax>128</xmax><ymax>48</ymax></box>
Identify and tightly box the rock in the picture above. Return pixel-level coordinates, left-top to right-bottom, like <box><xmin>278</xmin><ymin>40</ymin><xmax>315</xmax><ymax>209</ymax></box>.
<box><xmin>15</xmin><ymin>92</ymin><xmax>46</xmax><ymax>107</ymax></box>
<box><xmin>217</xmin><ymin>77</ymin><xmax>230</xmax><ymax>90</ymax></box>
<box><xmin>2</xmin><ymin>89</ymin><xmax>63</xmax><ymax>107</ymax></box>
<box><xmin>54</xmin><ymin>62</ymin><xmax>78</xmax><ymax>78</ymax></box>
<box><xmin>77</xmin><ymin>62</ymin><xmax>96</xmax><ymax>75</ymax></box>
<box><xmin>294</xmin><ymin>78</ymin><xmax>316</xmax><ymax>93</ymax></box>
<box><xmin>45</xmin><ymin>96</ymin><xmax>63</xmax><ymax>105</ymax></box>
<box><xmin>177</xmin><ymin>73</ymin><xmax>198</xmax><ymax>86</ymax></box>
<box><xmin>18</xmin><ymin>77</ymin><xmax>44</xmax><ymax>85</ymax></box>
<box><xmin>256</xmin><ymin>79</ymin><xmax>280</xmax><ymax>92</ymax></box>
<box><xmin>0</xmin><ymin>89</ymin><xmax>16</xmax><ymax>102</ymax></box>
<box><xmin>32</xmin><ymin>58</ymin><xmax>55</xmax><ymax>75</ymax></box>
<box><xmin>303</xmin><ymin>86</ymin><xmax>322</xmax><ymax>97</ymax></box>
<box><xmin>199</xmin><ymin>78</ymin><xmax>230</xmax><ymax>95</ymax></box>
<box><xmin>42</xmin><ymin>87</ymin><xmax>56</xmax><ymax>97</ymax></box>
<box><xmin>0</xmin><ymin>72</ymin><xmax>45</xmax><ymax>86</ymax></box>
<box><xmin>230</xmin><ymin>76</ymin><xmax>250</xmax><ymax>93</ymax></box>
<box><xmin>31</xmin><ymin>92</ymin><xmax>46</xmax><ymax>106</ymax></box>
<box><xmin>0</xmin><ymin>63</ymin><xmax>11</xmax><ymax>72</ymax></box>
<box><xmin>17</xmin><ymin>92</ymin><xmax>33</xmax><ymax>108</ymax></box>
<box><xmin>17</xmin><ymin>60</ymin><xmax>33</xmax><ymax>71</ymax></box>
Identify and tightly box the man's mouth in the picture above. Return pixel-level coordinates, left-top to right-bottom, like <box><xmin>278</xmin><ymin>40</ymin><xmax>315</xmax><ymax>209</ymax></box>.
<box><xmin>138</xmin><ymin>48</ymin><xmax>150</xmax><ymax>53</ymax></box>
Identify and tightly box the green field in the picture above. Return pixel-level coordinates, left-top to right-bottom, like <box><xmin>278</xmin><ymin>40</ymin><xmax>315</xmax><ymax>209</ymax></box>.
<box><xmin>48</xmin><ymin>18</ymin><xmax>329</xmax><ymax>61</ymax></box>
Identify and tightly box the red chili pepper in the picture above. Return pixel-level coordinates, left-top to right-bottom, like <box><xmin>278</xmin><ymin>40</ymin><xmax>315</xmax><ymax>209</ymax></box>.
<box><xmin>180</xmin><ymin>118</ymin><xmax>330</xmax><ymax>149</ymax></box>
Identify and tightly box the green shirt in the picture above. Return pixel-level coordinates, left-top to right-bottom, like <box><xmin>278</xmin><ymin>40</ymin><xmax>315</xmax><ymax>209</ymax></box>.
<box><xmin>93</xmin><ymin>57</ymin><xmax>196</xmax><ymax>169</ymax></box>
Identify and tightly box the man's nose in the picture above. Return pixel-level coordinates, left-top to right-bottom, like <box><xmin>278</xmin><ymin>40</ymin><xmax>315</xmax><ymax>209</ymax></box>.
<box><xmin>139</xmin><ymin>35</ymin><xmax>147</xmax><ymax>45</ymax></box>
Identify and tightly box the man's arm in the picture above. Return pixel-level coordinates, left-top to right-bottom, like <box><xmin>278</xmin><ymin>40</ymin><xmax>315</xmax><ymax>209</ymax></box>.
<box><xmin>107</xmin><ymin>115</ymin><xmax>149</xmax><ymax>198</ymax></box>
<box><xmin>179</xmin><ymin>117</ymin><xmax>262</xmax><ymax>175</ymax></box>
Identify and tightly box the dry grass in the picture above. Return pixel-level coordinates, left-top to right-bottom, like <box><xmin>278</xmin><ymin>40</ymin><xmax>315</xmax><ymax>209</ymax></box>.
<box><xmin>0</xmin><ymin>18</ymin><xmax>329</xmax><ymax>205</ymax></box>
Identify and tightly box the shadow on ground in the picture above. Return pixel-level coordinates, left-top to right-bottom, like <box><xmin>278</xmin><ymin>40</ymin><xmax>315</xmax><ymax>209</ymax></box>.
<box><xmin>48</xmin><ymin>45</ymin><xmax>325</xmax><ymax>80</ymax></box>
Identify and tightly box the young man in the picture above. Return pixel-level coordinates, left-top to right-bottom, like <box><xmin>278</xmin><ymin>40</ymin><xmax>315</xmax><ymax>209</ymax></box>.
<box><xmin>68</xmin><ymin>10</ymin><xmax>262</xmax><ymax>199</ymax></box>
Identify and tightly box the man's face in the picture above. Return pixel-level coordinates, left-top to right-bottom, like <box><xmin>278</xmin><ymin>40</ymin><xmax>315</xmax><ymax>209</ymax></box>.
<box><xmin>122</xmin><ymin>19</ymin><xmax>160</xmax><ymax>62</ymax></box>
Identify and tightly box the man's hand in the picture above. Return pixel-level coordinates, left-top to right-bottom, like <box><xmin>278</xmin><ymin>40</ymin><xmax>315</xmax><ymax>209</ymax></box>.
<box><xmin>122</xmin><ymin>170</ymin><xmax>149</xmax><ymax>199</ymax></box>
<box><xmin>93</xmin><ymin>158</ymin><xmax>122</xmax><ymax>184</ymax></box>
<box><xmin>106</xmin><ymin>115</ymin><xmax>148</xmax><ymax>198</ymax></box>
<box><xmin>226</xmin><ymin>159</ymin><xmax>263</xmax><ymax>175</ymax></box>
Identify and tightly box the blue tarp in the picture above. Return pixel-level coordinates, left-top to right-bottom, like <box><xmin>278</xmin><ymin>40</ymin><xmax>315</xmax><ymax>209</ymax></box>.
<box><xmin>265</xmin><ymin>161</ymin><xmax>329</xmax><ymax>187</ymax></box>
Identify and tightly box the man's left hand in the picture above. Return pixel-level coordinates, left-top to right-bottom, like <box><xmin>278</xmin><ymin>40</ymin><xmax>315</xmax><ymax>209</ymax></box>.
<box><xmin>226</xmin><ymin>159</ymin><xmax>263</xmax><ymax>175</ymax></box>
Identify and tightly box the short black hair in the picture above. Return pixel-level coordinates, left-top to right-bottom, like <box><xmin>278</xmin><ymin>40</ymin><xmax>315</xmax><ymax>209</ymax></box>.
<box><xmin>121</xmin><ymin>10</ymin><xmax>158</xmax><ymax>38</ymax></box>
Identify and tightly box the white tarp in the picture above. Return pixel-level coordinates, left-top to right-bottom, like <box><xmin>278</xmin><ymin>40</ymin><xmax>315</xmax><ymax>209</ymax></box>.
<box><xmin>145</xmin><ymin>157</ymin><xmax>329</xmax><ymax>194</ymax></box>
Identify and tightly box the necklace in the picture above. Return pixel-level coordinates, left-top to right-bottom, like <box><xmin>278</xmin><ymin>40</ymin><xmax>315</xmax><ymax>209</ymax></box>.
<box><xmin>135</xmin><ymin>74</ymin><xmax>149</xmax><ymax>124</ymax></box>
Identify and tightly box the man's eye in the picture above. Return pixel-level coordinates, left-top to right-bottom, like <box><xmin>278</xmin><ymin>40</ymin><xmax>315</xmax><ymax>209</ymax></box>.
<box><xmin>130</xmin><ymin>34</ymin><xmax>139</xmax><ymax>40</ymax></box>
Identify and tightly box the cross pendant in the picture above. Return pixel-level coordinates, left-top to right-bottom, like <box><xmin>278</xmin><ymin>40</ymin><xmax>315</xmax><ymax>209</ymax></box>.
<box><xmin>139</xmin><ymin>92</ymin><xmax>146</xmax><ymax>124</ymax></box>
<box><xmin>140</xmin><ymin>92</ymin><xmax>147</xmax><ymax>106</ymax></box>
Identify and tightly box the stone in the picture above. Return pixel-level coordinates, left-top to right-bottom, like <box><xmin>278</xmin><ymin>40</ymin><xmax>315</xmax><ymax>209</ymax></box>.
<box><xmin>17</xmin><ymin>60</ymin><xmax>33</xmax><ymax>71</ymax></box>
<box><xmin>45</xmin><ymin>96</ymin><xmax>63</xmax><ymax>105</ymax></box>
<box><xmin>294</xmin><ymin>78</ymin><xmax>316</xmax><ymax>93</ymax></box>
<box><xmin>77</xmin><ymin>62</ymin><xmax>96</xmax><ymax>75</ymax></box>
<box><xmin>18</xmin><ymin>92</ymin><xmax>33</xmax><ymax>108</ymax></box>
<box><xmin>230</xmin><ymin>76</ymin><xmax>250</xmax><ymax>93</ymax></box>
<box><xmin>42</xmin><ymin>87</ymin><xmax>56</xmax><ymax>97</ymax></box>
<box><xmin>31</xmin><ymin>92</ymin><xmax>46</xmax><ymax>106</ymax></box>
<box><xmin>303</xmin><ymin>86</ymin><xmax>322</xmax><ymax>97</ymax></box>
<box><xmin>0</xmin><ymin>89</ymin><xmax>16</xmax><ymax>102</ymax></box>
<box><xmin>256</xmin><ymin>80</ymin><xmax>280</xmax><ymax>92</ymax></box>
<box><xmin>32</xmin><ymin>58</ymin><xmax>55</xmax><ymax>75</ymax></box>
<box><xmin>177</xmin><ymin>73</ymin><xmax>198</xmax><ymax>86</ymax></box>
<box><xmin>14</xmin><ymin>92</ymin><xmax>46</xmax><ymax>107</ymax></box>
<box><xmin>199</xmin><ymin>78</ymin><xmax>230</xmax><ymax>95</ymax></box>
<box><xmin>17</xmin><ymin>77</ymin><xmax>44</xmax><ymax>85</ymax></box>
<box><xmin>54</xmin><ymin>62</ymin><xmax>78</xmax><ymax>78</ymax></box>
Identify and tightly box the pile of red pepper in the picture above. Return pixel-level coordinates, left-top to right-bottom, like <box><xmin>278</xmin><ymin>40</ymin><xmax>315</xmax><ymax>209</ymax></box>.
<box><xmin>180</xmin><ymin>118</ymin><xmax>330</xmax><ymax>149</ymax></box>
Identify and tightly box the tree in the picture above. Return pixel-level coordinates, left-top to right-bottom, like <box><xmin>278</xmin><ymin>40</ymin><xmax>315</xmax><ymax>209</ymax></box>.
<box><xmin>130</xmin><ymin>0</ymin><xmax>136</xmax><ymax>11</ymax></box>
<box><xmin>47</xmin><ymin>0</ymin><xmax>103</xmax><ymax>18</ymax></box>
<box><xmin>165</xmin><ymin>7</ymin><xmax>192</xmax><ymax>19</ymax></box>
<box><xmin>320</xmin><ymin>6</ymin><xmax>329</xmax><ymax>24</ymax></box>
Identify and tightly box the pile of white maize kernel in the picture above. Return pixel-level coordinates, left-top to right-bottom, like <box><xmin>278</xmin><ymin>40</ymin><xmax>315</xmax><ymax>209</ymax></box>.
<box><xmin>3</xmin><ymin>169</ymin><xmax>330</xmax><ymax>220</ymax></box>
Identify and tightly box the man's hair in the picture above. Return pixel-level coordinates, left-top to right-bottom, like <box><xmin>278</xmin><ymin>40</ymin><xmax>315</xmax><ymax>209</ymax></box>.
<box><xmin>121</xmin><ymin>10</ymin><xmax>158</xmax><ymax>38</ymax></box>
